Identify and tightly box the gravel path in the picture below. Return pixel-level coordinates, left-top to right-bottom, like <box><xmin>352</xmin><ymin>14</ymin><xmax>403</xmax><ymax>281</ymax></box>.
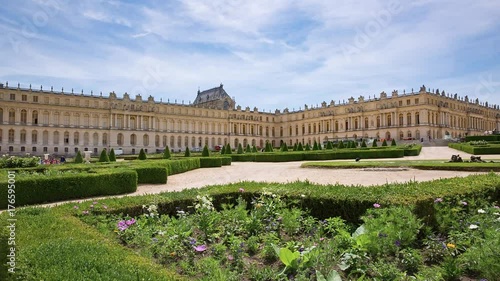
<box><xmin>33</xmin><ymin>146</ymin><xmax>500</xmax><ymax>208</ymax></box>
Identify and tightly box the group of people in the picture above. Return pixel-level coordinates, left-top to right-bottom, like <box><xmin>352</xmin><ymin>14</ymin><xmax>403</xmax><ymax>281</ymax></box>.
<box><xmin>41</xmin><ymin>156</ymin><xmax>65</xmax><ymax>165</ymax></box>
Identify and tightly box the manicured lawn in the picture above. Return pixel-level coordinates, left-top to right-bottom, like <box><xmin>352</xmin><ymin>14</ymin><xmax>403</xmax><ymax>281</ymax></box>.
<box><xmin>301</xmin><ymin>160</ymin><xmax>500</xmax><ymax>171</ymax></box>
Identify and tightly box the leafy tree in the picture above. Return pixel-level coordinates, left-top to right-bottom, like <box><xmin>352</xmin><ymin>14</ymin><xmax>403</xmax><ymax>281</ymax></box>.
<box><xmin>99</xmin><ymin>149</ymin><xmax>109</xmax><ymax>162</ymax></box>
<box><xmin>163</xmin><ymin>146</ymin><xmax>171</xmax><ymax>159</ymax></box>
<box><xmin>326</xmin><ymin>141</ymin><xmax>333</xmax><ymax>149</ymax></box>
<box><xmin>246</xmin><ymin>144</ymin><xmax>251</xmax><ymax>153</ymax></box>
<box><xmin>391</xmin><ymin>139</ymin><xmax>397</xmax><ymax>146</ymax></box>
<box><xmin>202</xmin><ymin>144</ymin><xmax>210</xmax><ymax>157</ymax></box>
<box><xmin>338</xmin><ymin>140</ymin><xmax>345</xmax><ymax>149</ymax></box>
<box><xmin>184</xmin><ymin>147</ymin><xmax>191</xmax><ymax>157</ymax></box>
<box><xmin>382</xmin><ymin>139</ymin><xmax>388</xmax><ymax>146</ymax></box>
<box><xmin>237</xmin><ymin>143</ymin><xmax>244</xmax><ymax>154</ymax></box>
<box><xmin>138</xmin><ymin>148</ymin><xmax>147</xmax><ymax>160</ymax></box>
<box><xmin>297</xmin><ymin>142</ymin><xmax>304</xmax><ymax>151</ymax></box>
<box><xmin>225</xmin><ymin>144</ymin><xmax>232</xmax><ymax>154</ymax></box>
<box><xmin>372</xmin><ymin>139</ymin><xmax>378</xmax><ymax>147</ymax></box>
<box><xmin>108</xmin><ymin>148</ymin><xmax>116</xmax><ymax>162</ymax></box>
<box><xmin>361</xmin><ymin>140</ymin><xmax>367</xmax><ymax>147</ymax></box>
<box><xmin>74</xmin><ymin>151</ymin><xmax>83</xmax><ymax>163</ymax></box>
<box><xmin>305</xmin><ymin>143</ymin><xmax>311</xmax><ymax>151</ymax></box>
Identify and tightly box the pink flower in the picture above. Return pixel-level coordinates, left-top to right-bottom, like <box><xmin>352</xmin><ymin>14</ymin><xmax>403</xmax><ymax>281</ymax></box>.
<box><xmin>373</xmin><ymin>203</ymin><xmax>381</xmax><ymax>208</ymax></box>
<box><xmin>194</xmin><ymin>245</ymin><xmax>207</xmax><ymax>252</ymax></box>
<box><xmin>73</xmin><ymin>205</ymin><xmax>79</xmax><ymax>209</ymax></box>
<box><xmin>93</xmin><ymin>201</ymin><xmax>98</xmax><ymax>204</ymax></box>
<box><xmin>239</xmin><ymin>188</ymin><xmax>245</xmax><ymax>193</ymax></box>
<box><xmin>434</xmin><ymin>198</ymin><xmax>443</xmax><ymax>203</ymax></box>
<box><xmin>460</xmin><ymin>201</ymin><xmax>468</xmax><ymax>206</ymax></box>
<box><xmin>227</xmin><ymin>254</ymin><xmax>234</xmax><ymax>261</ymax></box>
<box><xmin>82</xmin><ymin>210</ymin><xmax>89</xmax><ymax>215</ymax></box>
<box><xmin>125</xmin><ymin>218</ymin><xmax>136</xmax><ymax>226</ymax></box>
<box><xmin>319</xmin><ymin>237</ymin><xmax>325</xmax><ymax>241</ymax></box>
<box><xmin>103</xmin><ymin>205</ymin><xmax>108</xmax><ymax>209</ymax></box>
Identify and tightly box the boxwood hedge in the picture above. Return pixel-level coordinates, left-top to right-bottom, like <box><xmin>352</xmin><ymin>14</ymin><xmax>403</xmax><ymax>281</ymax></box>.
<box><xmin>199</xmin><ymin>157</ymin><xmax>222</xmax><ymax>168</ymax></box>
<box><xmin>449</xmin><ymin>143</ymin><xmax>500</xmax><ymax>154</ymax></box>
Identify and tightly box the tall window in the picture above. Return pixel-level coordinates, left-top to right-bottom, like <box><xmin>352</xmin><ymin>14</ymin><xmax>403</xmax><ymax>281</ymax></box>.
<box><xmin>9</xmin><ymin>109</ymin><xmax>15</xmax><ymax>124</ymax></box>
<box><xmin>407</xmin><ymin>113</ymin><xmax>412</xmax><ymax>126</ymax></box>
<box><xmin>130</xmin><ymin>134</ymin><xmax>136</xmax><ymax>146</ymax></box>
<box><xmin>21</xmin><ymin>110</ymin><xmax>27</xmax><ymax>124</ymax></box>
<box><xmin>31</xmin><ymin>130</ymin><xmax>38</xmax><ymax>144</ymax></box>
<box><xmin>8</xmin><ymin>129</ymin><xmax>14</xmax><ymax>143</ymax></box>
<box><xmin>73</xmin><ymin>132</ymin><xmax>79</xmax><ymax>145</ymax></box>
<box><xmin>20</xmin><ymin>130</ymin><xmax>26</xmax><ymax>144</ymax></box>
<box><xmin>32</xmin><ymin>111</ymin><xmax>38</xmax><ymax>124</ymax></box>
<box><xmin>53</xmin><ymin>131</ymin><xmax>59</xmax><ymax>145</ymax></box>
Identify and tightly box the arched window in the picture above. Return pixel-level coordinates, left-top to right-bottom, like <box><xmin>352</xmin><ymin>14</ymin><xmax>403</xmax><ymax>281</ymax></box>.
<box><xmin>32</xmin><ymin>110</ymin><xmax>38</xmax><ymax>124</ymax></box>
<box><xmin>8</xmin><ymin>129</ymin><xmax>15</xmax><ymax>143</ymax></box>
<box><xmin>130</xmin><ymin>134</ymin><xmax>136</xmax><ymax>146</ymax></box>
<box><xmin>73</xmin><ymin>132</ymin><xmax>79</xmax><ymax>145</ymax></box>
<box><xmin>407</xmin><ymin>113</ymin><xmax>412</xmax><ymax>126</ymax></box>
<box><xmin>143</xmin><ymin>134</ymin><xmax>149</xmax><ymax>146</ymax></box>
<box><xmin>32</xmin><ymin>130</ymin><xmax>38</xmax><ymax>144</ymax></box>
<box><xmin>21</xmin><ymin>110</ymin><xmax>27</xmax><ymax>124</ymax></box>
<box><xmin>118</xmin><ymin>133</ymin><xmax>124</xmax><ymax>146</ymax></box>
<box><xmin>9</xmin><ymin>109</ymin><xmax>15</xmax><ymax>124</ymax></box>
<box><xmin>54</xmin><ymin>131</ymin><xmax>60</xmax><ymax>145</ymax></box>
<box><xmin>20</xmin><ymin>130</ymin><xmax>26</xmax><ymax>144</ymax></box>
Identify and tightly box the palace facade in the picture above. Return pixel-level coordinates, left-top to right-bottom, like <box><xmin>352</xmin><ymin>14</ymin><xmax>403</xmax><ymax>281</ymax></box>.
<box><xmin>0</xmin><ymin>82</ymin><xmax>499</xmax><ymax>156</ymax></box>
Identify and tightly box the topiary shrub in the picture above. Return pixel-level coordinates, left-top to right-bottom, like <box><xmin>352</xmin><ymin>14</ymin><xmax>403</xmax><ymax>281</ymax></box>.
<box><xmin>109</xmin><ymin>148</ymin><xmax>117</xmax><ymax>162</ymax></box>
<box><xmin>338</xmin><ymin>140</ymin><xmax>345</xmax><ymax>149</ymax></box>
<box><xmin>163</xmin><ymin>146</ymin><xmax>171</xmax><ymax>159</ymax></box>
<box><xmin>99</xmin><ymin>149</ymin><xmax>110</xmax><ymax>162</ymax></box>
<box><xmin>305</xmin><ymin>143</ymin><xmax>311</xmax><ymax>151</ymax></box>
<box><xmin>138</xmin><ymin>148</ymin><xmax>147</xmax><ymax>160</ymax></box>
<box><xmin>246</xmin><ymin>144</ymin><xmax>252</xmax><ymax>153</ymax></box>
<box><xmin>297</xmin><ymin>142</ymin><xmax>304</xmax><ymax>151</ymax></box>
<box><xmin>265</xmin><ymin>142</ymin><xmax>273</xmax><ymax>152</ymax></box>
<box><xmin>313</xmin><ymin>141</ymin><xmax>318</xmax><ymax>150</ymax></box>
<box><xmin>293</xmin><ymin>143</ymin><xmax>298</xmax><ymax>151</ymax></box>
<box><xmin>199</xmin><ymin>157</ymin><xmax>222</xmax><ymax>168</ymax></box>
<box><xmin>225</xmin><ymin>144</ymin><xmax>232</xmax><ymax>154</ymax></box>
<box><xmin>221</xmin><ymin>145</ymin><xmax>226</xmax><ymax>155</ymax></box>
<box><xmin>237</xmin><ymin>143</ymin><xmax>244</xmax><ymax>154</ymax></box>
<box><xmin>382</xmin><ymin>139</ymin><xmax>388</xmax><ymax>147</ymax></box>
<box><xmin>372</xmin><ymin>139</ymin><xmax>378</xmax><ymax>147</ymax></box>
<box><xmin>391</xmin><ymin>139</ymin><xmax>397</xmax><ymax>146</ymax></box>
<box><xmin>326</xmin><ymin>141</ymin><xmax>333</xmax><ymax>149</ymax></box>
<box><xmin>252</xmin><ymin>145</ymin><xmax>258</xmax><ymax>153</ymax></box>
<box><xmin>202</xmin><ymin>145</ymin><xmax>210</xmax><ymax>157</ymax></box>
<box><xmin>361</xmin><ymin>140</ymin><xmax>367</xmax><ymax>147</ymax></box>
<box><xmin>282</xmin><ymin>143</ymin><xmax>288</xmax><ymax>152</ymax></box>
<box><xmin>74</xmin><ymin>151</ymin><xmax>83</xmax><ymax>164</ymax></box>
<box><xmin>184</xmin><ymin>147</ymin><xmax>191</xmax><ymax>157</ymax></box>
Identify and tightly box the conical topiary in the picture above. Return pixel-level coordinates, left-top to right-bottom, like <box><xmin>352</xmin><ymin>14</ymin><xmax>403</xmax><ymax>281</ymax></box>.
<box><xmin>282</xmin><ymin>143</ymin><xmax>288</xmax><ymax>152</ymax></box>
<box><xmin>252</xmin><ymin>145</ymin><xmax>258</xmax><ymax>153</ymax></box>
<box><xmin>221</xmin><ymin>144</ymin><xmax>226</xmax><ymax>155</ymax></box>
<box><xmin>237</xmin><ymin>143</ymin><xmax>244</xmax><ymax>154</ymax></box>
<box><xmin>74</xmin><ymin>151</ymin><xmax>83</xmax><ymax>163</ymax></box>
<box><xmin>326</xmin><ymin>141</ymin><xmax>333</xmax><ymax>149</ymax></box>
<box><xmin>338</xmin><ymin>140</ymin><xmax>345</xmax><ymax>149</ymax></box>
<box><xmin>382</xmin><ymin>139</ymin><xmax>388</xmax><ymax>146</ymax></box>
<box><xmin>202</xmin><ymin>144</ymin><xmax>210</xmax><ymax>157</ymax></box>
<box><xmin>99</xmin><ymin>148</ymin><xmax>109</xmax><ymax>162</ymax></box>
<box><xmin>225</xmin><ymin>144</ymin><xmax>232</xmax><ymax>154</ymax></box>
<box><xmin>293</xmin><ymin>143</ymin><xmax>298</xmax><ymax>151</ymax></box>
<box><xmin>246</xmin><ymin>144</ymin><xmax>251</xmax><ymax>153</ymax></box>
<box><xmin>313</xmin><ymin>141</ymin><xmax>318</xmax><ymax>150</ymax></box>
<box><xmin>109</xmin><ymin>148</ymin><xmax>116</xmax><ymax>162</ymax></box>
<box><xmin>361</xmin><ymin>140</ymin><xmax>367</xmax><ymax>147</ymax></box>
<box><xmin>372</xmin><ymin>139</ymin><xmax>378</xmax><ymax>147</ymax></box>
<box><xmin>391</xmin><ymin>139</ymin><xmax>397</xmax><ymax>146</ymax></box>
<box><xmin>265</xmin><ymin>142</ymin><xmax>272</xmax><ymax>152</ymax></box>
<box><xmin>305</xmin><ymin>143</ymin><xmax>311</xmax><ymax>151</ymax></box>
<box><xmin>184</xmin><ymin>147</ymin><xmax>191</xmax><ymax>157</ymax></box>
<box><xmin>138</xmin><ymin>148</ymin><xmax>147</xmax><ymax>160</ymax></box>
<box><xmin>297</xmin><ymin>142</ymin><xmax>304</xmax><ymax>151</ymax></box>
<box><xmin>163</xmin><ymin>146</ymin><xmax>171</xmax><ymax>159</ymax></box>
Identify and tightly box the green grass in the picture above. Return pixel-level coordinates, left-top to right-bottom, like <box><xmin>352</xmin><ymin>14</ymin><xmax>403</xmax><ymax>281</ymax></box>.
<box><xmin>301</xmin><ymin>159</ymin><xmax>500</xmax><ymax>171</ymax></box>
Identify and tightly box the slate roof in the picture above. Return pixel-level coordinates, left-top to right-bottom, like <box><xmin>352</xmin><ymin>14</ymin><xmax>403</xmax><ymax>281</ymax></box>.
<box><xmin>193</xmin><ymin>84</ymin><xmax>231</xmax><ymax>105</ymax></box>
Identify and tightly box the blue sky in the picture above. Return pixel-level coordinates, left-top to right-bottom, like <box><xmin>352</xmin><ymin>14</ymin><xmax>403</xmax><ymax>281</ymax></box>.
<box><xmin>1</xmin><ymin>0</ymin><xmax>500</xmax><ymax>111</ymax></box>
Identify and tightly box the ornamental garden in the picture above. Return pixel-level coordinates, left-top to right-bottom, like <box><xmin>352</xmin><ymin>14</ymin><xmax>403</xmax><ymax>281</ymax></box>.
<box><xmin>0</xmin><ymin>137</ymin><xmax>499</xmax><ymax>280</ymax></box>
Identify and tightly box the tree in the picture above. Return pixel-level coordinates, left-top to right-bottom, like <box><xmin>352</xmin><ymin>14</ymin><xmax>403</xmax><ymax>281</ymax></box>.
<box><xmin>202</xmin><ymin>144</ymin><xmax>210</xmax><ymax>157</ymax></box>
<box><xmin>391</xmin><ymin>139</ymin><xmax>397</xmax><ymax>146</ymax></box>
<box><xmin>163</xmin><ymin>146</ymin><xmax>171</xmax><ymax>159</ymax></box>
<box><xmin>382</xmin><ymin>139</ymin><xmax>388</xmax><ymax>147</ymax></box>
<box><xmin>361</xmin><ymin>140</ymin><xmax>367</xmax><ymax>147</ymax></box>
<box><xmin>252</xmin><ymin>145</ymin><xmax>258</xmax><ymax>153</ymax></box>
<box><xmin>237</xmin><ymin>143</ymin><xmax>244</xmax><ymax>154</ymax></box>
<box><xmin>74</xmin><ymin>151</ymin><xmax>83</xmax><ymax>163</ymax></box>
<box><xmin>313</xmin><ymin>141</ymin><xmax>318</xmax><ymax>150</ymax></box>
<box><xmin>297</xmin><ymin>142</ymin><xmax>304</xmax><ymax>151</ymax></box>
<box><xmin>305</xmin><ymin>143</ymin><xmax>311</xmax><ymax>151</ymax></box>
<box><xmin>138</xmin><ymin>148</ymin><xmax>147</xmax><ymax>160</ymax></box>
<box><xmin>372</xmin><ymin>139</ymin><xmax>378</xmax><ymax>147</ymax></box>
<box><xmin>109</xmin><ymin>148</ymin><xmax>117</xmax><ymax>162</ymax></box>
<box><xmin>184</xmin><ymin>147</ymin><xmax>191</xmax><ymax>157</ymax></box>
<box><xmin>265</xmin><ymin>141</ymin><xmax>273</xmax><ymax>152</ymax></box>
<box><xmin>293</xmin><ymin>143</ymin><xmax>298</xmax><ymax>151</ymax></box>
<box><xmin>282</xmin><ymin>143</ymin><xmax>288</xmax><ymax>152</ymax></box>
<box><xmin>338</xmin><ymin>140</ymin><xmax>345</xmax><ymax>149</ymax></box>
<box><xmin>326</xmin><ymin>141</ymin><xmax>333</xmax><ymax>149</ymax></box>
<box><xmin>99</xmin><ymin>148</ymin><xmax>109</xmax><ymax>162</ymax></box>
<box><xmin>225</xmin><ymin>144</ymin><xmax>232</xmax><ymax>154</ymax></box>
<box><xmin>221</xmin><ymin>144</ymin><xmax>226</xmax><ymax>155</ymax></box>
<box><xmin>246</xmin><ymin>144</ymin><xmax>251</xmax><ymax>153</ymax></box>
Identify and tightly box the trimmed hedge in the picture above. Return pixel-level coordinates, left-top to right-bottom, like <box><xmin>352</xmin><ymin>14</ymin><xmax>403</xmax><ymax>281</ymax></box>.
<box><xmin>255</xmin><ymin>153</ymin><xmax>304</xmax><ymax>162</ymax></box>
<box><xmin>220</xmin><ymin>157</ymin><xmax>232</xmax><ymax>166</ymax></box>
<box><xmin>199</xmin><ymin>157</ymin><xmax>222</xmax><ymax>168</ymax></box>
<box><xmin>134</xmin><ymin>166</ymin><xmax>168</xmax><ymax>184</ymax></box>
<box><xmin>449</xmin><ymin>143</ymin><xmax>500</xmax><ymax>154</ymax></box>
<box><xmin>403</xmin><ymin>145</ymin><xmax>422</xmax><ymax>156</ymax></box>
<box><xmin>465</xmin><ymin>135</ymin><xmax>500</xmax><ymax>142</ymax></box>
<box><xmin>230</xmin><ymin>154</ymin><xmax>256</xmax><ymax>162</ymax></box>
<box><xmin>0</xmin><ymin>169</ymin><xmax>137</xmax><ymax>208</ymax></box>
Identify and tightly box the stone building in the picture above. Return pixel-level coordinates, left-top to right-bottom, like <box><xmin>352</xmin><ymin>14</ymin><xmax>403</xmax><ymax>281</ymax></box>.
<box><xmin>0</xmin><ymin>82</ymin><xmax>499</xmax><ymax>156</ymax></box>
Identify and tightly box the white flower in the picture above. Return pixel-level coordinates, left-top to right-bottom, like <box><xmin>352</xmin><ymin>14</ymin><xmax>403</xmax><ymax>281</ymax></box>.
<box><xmin>469</xmin><ymin>224</ymin><xmax>479</xmax><ymax>229</ymax></box>
<box><xmin>477</xmin><ymin>209</ymin><xmax>486</xmax><ymax>214</ymax></box>
<box><xmin>300</xmin><ymin>194</ymin><xmax>306</xmax><ymax>198</ymax></box>
<box><xmin>493</xmin><ymin>212</ymin><xmax>500</xmax><ymax>216</ymax></box>
<box><xmin>157</xmin><ymin>230</ymin><xmax>165</xmax><ymax>236</ymax></box>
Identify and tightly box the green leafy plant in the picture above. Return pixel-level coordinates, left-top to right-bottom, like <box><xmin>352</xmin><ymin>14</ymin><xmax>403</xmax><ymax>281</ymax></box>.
<box><xmin>391</xmin><ymin>139</ymin><xmax>397</xmax><ymax>146</ymax></box>
<box><xmin>74</xmin><ymin>151</ymin><xmax>83</xmax><ymax>163</ymax></box>
<box><xmin>98</xmin><ymin>149</ymin><xmax>110</xmax><ymax>162</ymax></box>
<box><xmin>184</xmin><ymin>147</ymin><xmax>191</xmax><ymax>157</ymax></box>
<box><xmin>202</xmin><ymin>145</ymin><xmax>210</xmax><ymax>157</ymax></box>
<box><xmin>382</xmin><ymin>139</ymin><xmax>388</xmax><ymax>146</ymax></box>
<box><xmin>108</xmin><ymin>148</ymin><xmax>116</xmax><ymax>162</ymax></box>
<box><xmin>237</xmin><ymin>143</ymin><xmax>244</xmax><ymax>154</ymax></box>
<box><xmin>163</xmin><ymin>146</ymin><xmax>171</xmax><ymax>159</ymax></box>
<box><xmin>138</xmin><ymin>148</ymin><xmax>147</xmax><ymax>160</ymax></box>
